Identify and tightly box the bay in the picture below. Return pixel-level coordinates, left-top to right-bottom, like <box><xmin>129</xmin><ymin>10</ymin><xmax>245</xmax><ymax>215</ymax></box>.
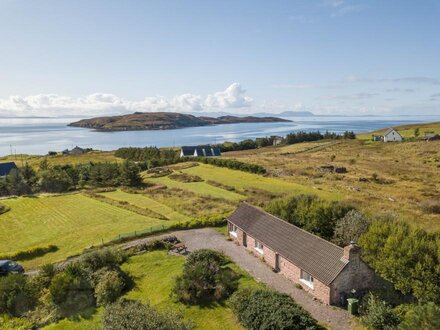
<box><xmin>0</xmin><ymin>115</ymin><xmax>438</xmax><ymax>156</ymax></box>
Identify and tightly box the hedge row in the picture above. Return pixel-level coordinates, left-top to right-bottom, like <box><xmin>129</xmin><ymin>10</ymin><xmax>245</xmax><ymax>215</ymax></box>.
<box><xmin>0</xmin><ymin>245</ymin><xmax>58</xmax><ymax>261</ymax></box>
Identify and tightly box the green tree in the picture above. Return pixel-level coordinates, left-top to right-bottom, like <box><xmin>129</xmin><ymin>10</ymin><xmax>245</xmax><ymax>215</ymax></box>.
<box><xmin>332</xmin><ymin>210</ymin><xmax>369</xmax><ymax>247</ymax></box>
<box><xmin>95</xmin><ymin>270</ymin><xmax>125</xmax><ymax>306</ymax></box>
<box><xmin>399</xmin><ymin>303</ymin><xmax>440</xmax><ymax>330</ymax></box>
<box><xmin>119</xmin><ymin>160</ymin><xmax>142</xmax><ymax>187</ymax></box>
<box><xmin>414</xmin><ymin>127</ymin><xmax>420</xmax><ymax>137</ymax></box>
<box><xmin>0</xmin><ymin>274</ymin><xmax>36</xmax><ymax>316</ymax></box>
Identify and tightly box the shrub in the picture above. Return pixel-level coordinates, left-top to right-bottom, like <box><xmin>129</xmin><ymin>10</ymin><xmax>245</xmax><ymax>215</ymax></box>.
<box><xmin>169</xmin><ymin>173</ymin><xmax>203</xmax><ymax>183</ymax></box>
<box><xmin>102</xmin><ymin>299</ymin><xmax>193</xmax><ymax>330</ymax></box>
<box><xmin>95</xmin><ymin>270</ymin><xmax>125</xmax><ymax>306</ymax></box>
<box><xmin>172</xmin><ymin>249</ymin><xmax>238</xmax><ymax>303</ymax></box>
<box><xmin>78</xmin><ymin>248</ymin><xmax>128</xmax><ymax>274</ymax></box>
<box><xmin>229</xmin><ymin>288</ymin><xmax>321</xmax><ymax>330</ymax></box>
<box><xmin>0</xmin><ymin>274</ymin><xmax>37</xmax><ymax>316</ymax></box>
<box><xmin>0</xmin><ymin>245</ymin><xmax>58</xmax><ymax>261</ymax></box>
<box><xmin>48</xmin><ymin>272</ymin><xmax>94</xmax><ymax>317</ymax></box>
<box><xmin>361</xmin><ymin>294</ymin><xmax>400</xmax><ymax>330</ymax></box>
<box><xmin>0</xmin><ymin>203</ymin><xmax>10</xmax><ymax>215</ymax></box>
<box><xmin>398</xmin><ymin>302</ymin><xmax>440</xmax><ymax>330</ymax></box>
<box><xmin>332</xmin><ymin>210</ymin><xmax>369</xmax><ymax>247</ymax></box>
<box><xmin>420</xmin><ymin>198</ymin><xmax>440</xmax><ymax>214</ymax></box>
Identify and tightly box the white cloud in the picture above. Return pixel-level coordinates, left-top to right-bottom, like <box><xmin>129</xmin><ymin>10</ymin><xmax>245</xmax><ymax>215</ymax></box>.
<box><xmin>0</xmin><ymin>83</ymin><xmax>251</xmax><ymax>117</ymax></box>
<box><xmin>205</xmin><ymin>83</ymin><xmax>253</xmax><ymax>109</ymax></box>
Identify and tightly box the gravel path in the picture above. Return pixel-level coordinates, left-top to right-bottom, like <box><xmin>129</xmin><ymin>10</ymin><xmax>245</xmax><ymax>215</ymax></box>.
<box><xmin>176</xmin><ymin>228</ymin><xmax>354</xmax><ymax>330</ymax></box>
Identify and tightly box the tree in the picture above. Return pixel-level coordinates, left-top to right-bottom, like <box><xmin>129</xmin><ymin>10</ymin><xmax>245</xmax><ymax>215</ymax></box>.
<box><xmin>39</xmin><ymin>168</ymin><xmax>73</xmax><ymax>193</ymax></box>
<box><xmin>361</xmin><ymin>294</ymin><xmax>400</xmax><ymax>330</ymax></box>
<box><xmin>229</xmin><ymin>288</ymin><xmax>321</xmax><ymax>330</ymax></box>
<box><xmin>359</xmin><ymin>218</ymin><xmax>440</xmax><ymax>304</ymax></box>
<box><xmin>5</xmin><ymin>169</ymin><xmax>31</xmax><ymax>196</ymax></box>
<box><xmin>266</xmin><ymin>194</ymin><xmax>354</xmax><ymax>240</ymax></box>
<box><xmin>332</xmin><ymin>210</ymin><xmax>369</xmax><ymax>247</ymax></box>
<box><xmin>399</xmin><ymin>303</ymin><xmax>440</xmax><ymax>330</ymax></box>
<box><xmin>172</xmin><ymin>249</ymin><xmax>238</xmax><ymax>303</ymax></box>
<box><xmin>414</xmin><ymin>127</ymin><xmax>420</xmax><ymax>138</ymax></box>
<box><xmin>0</xmin><ymin>274</ymin><xmax>36</xmax><ymax>316</ymax></box>
<box><xmin>21</xmin><ymin>162</ymin><xmax>37</xmax><ymax>188</ymax></box>
<box><xmin>119</xmin><ymin>160</ymin><xmax>142</xmax><ymax>187</ymax></box>
<box><xmin>39</xmin><ymin>157</ymin><xmax>49</xmax><ymax>171</ymax></box>
<box><xmin>102</xmin><ymin>299</ymin><xmax>193</xmax><ymax>330</ymax></box>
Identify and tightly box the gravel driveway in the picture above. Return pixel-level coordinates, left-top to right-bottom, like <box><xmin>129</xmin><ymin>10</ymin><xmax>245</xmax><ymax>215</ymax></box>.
<box><xmin>176</xmin><ymin>228</ymin><xmax>354</xmax><ymax>330</ymax></box>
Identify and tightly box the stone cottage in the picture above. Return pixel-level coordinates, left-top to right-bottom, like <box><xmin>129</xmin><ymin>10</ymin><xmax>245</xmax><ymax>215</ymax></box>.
<box><xmin>227</xmin><ymin>202</ymin><xmax>382</xmax><ymax>305</ymax></box>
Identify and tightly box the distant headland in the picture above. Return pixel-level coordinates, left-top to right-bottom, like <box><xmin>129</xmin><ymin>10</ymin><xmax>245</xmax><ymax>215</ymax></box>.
<box><xmin>68</xmin><ymin>112</ymin><xmax>291</xmax><ymax>131</ymax></box>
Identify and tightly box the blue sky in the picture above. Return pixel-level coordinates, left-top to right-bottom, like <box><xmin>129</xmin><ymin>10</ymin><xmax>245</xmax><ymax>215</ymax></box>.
<box><xmin>0</xmin><ymin>0</ymin><xmax>439</xmax><ymax>116</ymax></box>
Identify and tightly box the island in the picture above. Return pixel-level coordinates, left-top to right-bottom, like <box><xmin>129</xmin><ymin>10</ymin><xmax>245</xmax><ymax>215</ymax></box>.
<box><xmin>68</xmin><ymin>112</ymin><xmax>291</xmax><ymax>131</ymax></box>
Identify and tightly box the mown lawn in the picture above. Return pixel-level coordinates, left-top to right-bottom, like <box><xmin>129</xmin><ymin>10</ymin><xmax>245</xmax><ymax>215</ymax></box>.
<box><xmin>146</xmin><ymin>175</ymin><xmax>246</xmax><ymax>201</ymax></box>
<box><xmin>101</xmin><ymin>190</ymin><xmax>190</xmax><ymax>222</ymax></box>
<box><xmin>181</xmin><ymin>164</ymin><xmax>339</xmax><ymax>200</ymax></box>
<box><xmin>45</xmin><ymin>250</ymin><xmax>263</xmax><ymax>330</ymax></box>
<box><xmin>0</xmin><ymin>194</ymin><xmax>167</xmax><ymax>269</ymax></box>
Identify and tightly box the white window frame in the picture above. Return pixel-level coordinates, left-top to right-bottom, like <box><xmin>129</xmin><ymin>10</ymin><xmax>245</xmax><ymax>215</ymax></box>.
<box><xmin>254</xmin><ymin>240</ymin><xmax>264</xmax><ymax>254</ymax></box>
<box><xmin>229</xmin><ymin>224</ymin><xmax>238</xmax><ymax>238</ymax></box>
<box><xmin>300</xmin><ymin>269</ymin><xmax>314</xmax><ymax>289</ymax></box>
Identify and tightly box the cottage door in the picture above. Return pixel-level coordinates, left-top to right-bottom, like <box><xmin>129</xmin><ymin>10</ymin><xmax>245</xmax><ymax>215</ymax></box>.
<box><xmin>275</xmin><ymin>253</ymin><xmax>280</xmax><ymax>270</ymax></box>
<box><xmin>243</xmin><ymin>233</ymin><xmax>247</xmax><ymax>247</ymax></box>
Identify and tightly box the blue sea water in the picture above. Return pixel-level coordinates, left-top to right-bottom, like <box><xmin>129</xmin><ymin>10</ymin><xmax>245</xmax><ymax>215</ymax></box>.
<box><xmin>0</xmin><ymin>115</ymin><xmax>438</xmax><ymax>156</ymax></box>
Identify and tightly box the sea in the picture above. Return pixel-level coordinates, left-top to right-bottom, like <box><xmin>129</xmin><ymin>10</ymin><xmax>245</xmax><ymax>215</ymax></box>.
<box><xmin>0</xmin><ymin>115</ymin><xmax>439</xmax><ymax>156</ymax></box>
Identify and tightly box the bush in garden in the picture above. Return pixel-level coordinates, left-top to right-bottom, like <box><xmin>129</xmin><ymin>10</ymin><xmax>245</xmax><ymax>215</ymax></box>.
<box><xmin>229</xmin><ymin>288</ymin><xmax>321</xmax><ymax>330</ymax></box>
<box><xmin>102</xmin><ymin>299</ymin><xmax>193</xmax><ymax>330</ymax></box>
<box><xmin>95</xmin><ymin>270</ymin><xmax>125</xmax><ymax>306</ymax></box>
<box><xmin>361</xmin><ymin>294</ymin><xmax>400</xmax><ymax>330</ymax></box>
<box><xmin>172</xmin><ymin>249</ymin><xmax>238</xmax><ymax>303</ymax></box>
<box><xmin>48</xmin><ymin>272</ymin><xmax>94</xmax><ymax>317</ymax></box>
<box><xmin>0</xmin><ymin>274</ymin><xmax>37</xmax><ymax>316</ymax></box>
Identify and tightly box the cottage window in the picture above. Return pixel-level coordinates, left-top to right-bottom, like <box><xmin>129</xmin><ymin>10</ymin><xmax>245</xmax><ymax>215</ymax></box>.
<box><xmin>300</xmin><ymin>270</ymin><xmax>314</xmax><ymax>289</ymax></box>
<box><xmin>254</xmin><ymin>240</ymin><xmax>264</xmax><ymax>254</ymax></box>
<box><xmin>229</xmin><ymin>224</ymin><xmax>238</xmax><ymax>238</ymax></box>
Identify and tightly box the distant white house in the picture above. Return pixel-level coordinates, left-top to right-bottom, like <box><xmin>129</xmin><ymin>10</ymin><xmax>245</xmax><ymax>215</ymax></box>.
<box><xmin>383</xmin><ymin>128</ymin><xmax>403</xmax><ymax>142</ymax></box>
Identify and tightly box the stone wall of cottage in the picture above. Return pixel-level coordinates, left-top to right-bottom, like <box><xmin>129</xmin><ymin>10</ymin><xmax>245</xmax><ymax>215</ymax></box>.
<box><xmin>228</xmin><ymin>221</ymin><xmax>332</xmax><ymax>305</ymax></box>
<box><xmin>330</xmin><ymin>259</ymin><xmax>384</xmax><ymax>305</ymax></box>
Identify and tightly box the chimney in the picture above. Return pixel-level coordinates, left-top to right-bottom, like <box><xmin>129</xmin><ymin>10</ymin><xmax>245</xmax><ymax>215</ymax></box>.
<box><xmin>342</xmin><ymin>241</ymin><xmax>361</xmax><ymax>262</ymax></box>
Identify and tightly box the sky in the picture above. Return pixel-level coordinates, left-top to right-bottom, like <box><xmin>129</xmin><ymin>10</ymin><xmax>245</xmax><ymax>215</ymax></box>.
<box><xmin>0</xmin><ymin>0</ymin><xmax>439</xmax><ymax>117</ymax></box>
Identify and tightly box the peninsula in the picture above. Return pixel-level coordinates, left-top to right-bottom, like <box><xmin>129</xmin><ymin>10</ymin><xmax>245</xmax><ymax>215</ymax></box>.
<box><xmin>68</xmin><ymin>112</ymin><xmax>291</xmax><ymax>131</ymax></box>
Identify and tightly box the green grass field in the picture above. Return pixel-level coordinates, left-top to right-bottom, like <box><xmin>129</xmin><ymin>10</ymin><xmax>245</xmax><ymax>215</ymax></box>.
<box><xmin>0</xmin><ymin>151</ymin><xmax>120</xmax><ymax>169</ymax></box>
<box><xmin>101</xmin><ymin>190</ymin><xmax>190</xmax><ymax>222</ymax></box>
<box><xmin>45</xmin><ymin>250</ymin><xmax>263</xmax><ymax>330</ymax></box>
<box><xmin>147</xmin><ymin>175</ymin><xmax>246</xmax><ymax>201</ymax></box>
<box><xmin>0</xmin><ymin>194</ymin><xmax>167</xmax><ymax>269</ymax></box>
<box><xmin>178</xmin><ymin>164</ymin><xmax>339</xmax><ymax>200</ymax></box>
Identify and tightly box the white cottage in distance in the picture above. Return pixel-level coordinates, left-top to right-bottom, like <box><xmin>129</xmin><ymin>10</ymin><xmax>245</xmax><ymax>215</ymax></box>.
<box><xmin>383</xmin><ymin>128</ymin><xmax>403</xmax><ymax>142</ymax></box>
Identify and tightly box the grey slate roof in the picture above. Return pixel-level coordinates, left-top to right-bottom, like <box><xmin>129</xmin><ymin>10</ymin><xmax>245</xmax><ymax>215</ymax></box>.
<box><xmin>0</xmin><ymin>162</ymin><xmax>17</xmax><ymax>176</ymax></box>
<box><xmin>180</xmin><ymin>146</ymin><xmax>221</xmax><ymax>157</ymax></box>
<box><xmin>228</xmin><ymin>202</ymin><xmax>349</xmax><ymax>285</ymax></box>
<box><xmin>384</xmin><ymin>128</ymin><xmax>402</xmax><ymax>137</ymax></box>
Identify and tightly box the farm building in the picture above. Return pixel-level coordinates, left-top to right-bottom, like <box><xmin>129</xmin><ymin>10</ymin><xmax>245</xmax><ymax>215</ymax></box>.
<box><xmin>0</xmin><ymin>162</ymin><xmax>18</xmax><ymax>177</ymax></box>
<box><xmin>424</xmin><ymin>133</ymin><xmax>440</xmax><ymax>141</ymax></box>
<box><xmin>69</xmin><ymin>146</ymin><xmax>86</xmax><ymax>155</ymax></box>
<box><xmin>383</xmin><ymin>128</ymin><xmax>403</xmax><ymax>142</ymax></box>
<box><xmin>227</xmin><ymin>203</ymin><xmax>383</xmax><ymax>305</ymax></box>
<box><xmin>180</xmin><ymin>146</ymin><xmax>221</xmax><ymax>157</ymax></box>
